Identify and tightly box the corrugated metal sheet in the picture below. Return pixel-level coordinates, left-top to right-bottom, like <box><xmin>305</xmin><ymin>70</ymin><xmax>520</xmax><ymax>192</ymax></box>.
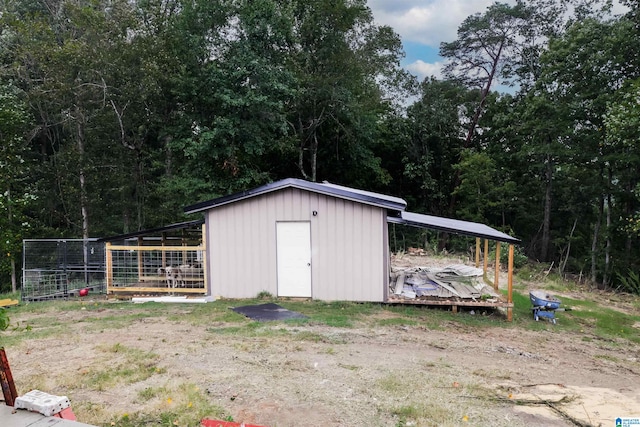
<box><xmin>207</xmin><ymin>188</ymin><xmax>386</xmax><ymax>302</ymax></box>
<box><xmin>185</xmin><ymin>178</ymin><xmax>406</xmax><ymax>214</ymax></box>
<box><xmin>388</xmin><ymin>211</ymin><xmax>520</xmax><ymax>244</ymax></box>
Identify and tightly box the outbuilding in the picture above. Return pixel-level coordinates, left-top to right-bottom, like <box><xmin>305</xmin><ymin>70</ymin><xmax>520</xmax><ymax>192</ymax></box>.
<box><xmin>184</xmin><ymin>178</ymin><xmax>519</xmax><ymax>319</ymax></box>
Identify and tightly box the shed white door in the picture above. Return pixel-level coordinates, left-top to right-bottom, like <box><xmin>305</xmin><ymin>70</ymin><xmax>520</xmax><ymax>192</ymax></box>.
<box><xmin>276</xmin><ymin>222</ymin><xmax>312</xmax><ymax>297</ymax></box>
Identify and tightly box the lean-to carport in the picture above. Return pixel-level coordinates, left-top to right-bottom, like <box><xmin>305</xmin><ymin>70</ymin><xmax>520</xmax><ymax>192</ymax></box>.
<box><xmin>387</xmin><ymin>211</ymin><xmax>520</xmax><ymax>321</ymax></box>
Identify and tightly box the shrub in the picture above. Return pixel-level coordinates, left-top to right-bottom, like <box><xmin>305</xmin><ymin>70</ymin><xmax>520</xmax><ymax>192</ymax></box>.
<box><xmin>0</xmin><ymin>308</ymin><xmax>9</xmax><ymax>331</ymax></box>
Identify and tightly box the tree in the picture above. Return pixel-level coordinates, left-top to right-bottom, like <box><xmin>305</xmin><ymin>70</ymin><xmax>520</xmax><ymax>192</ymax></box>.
<box><xmin>520</xmin><ymin>12</ymin><xmax>637</xmax><ymax>283</ymax></box>
<box><xmin>3</xmin><ymin>0</ymin><xmax>131</xmax><ymax>237</ymax></box>
<box><xmin>402</xmin><ymin>78</ymin><xmax>467</xmax><ymax>217</ymax></box>
<box><xmin>0</xmin><ymin>82</ymin><xmax>33</xmax><ymax>292</ymax></box>
<box><xmin>285</xmin><ymin>0</ymin><xmax>407</xmax><ymax>184</ymax></box>
<box><xmin>604</xmin><ymin>78</ymin><xmax>640</xmax><ymax>266</ymax></box>
<box><xmin>440</xmin><ymin>1</ymin><xmax>532</xmax><ymax>149</ymax></box>
<box><xmin>163</xmin><ymin>0</ymin><xmax>295</xmax><ymax>198</ymax></box>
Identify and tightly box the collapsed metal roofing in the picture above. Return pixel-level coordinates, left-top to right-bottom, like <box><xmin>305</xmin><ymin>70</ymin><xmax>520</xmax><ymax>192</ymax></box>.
<box><xmin>388</xmin><ymin>211</ymin><xmax>520</xmax><ymax>244</ymax></box>
<box><xmin>183</xmin><ymin>178</ymin><xmax>408</xmax><ymax>214</ymax></box>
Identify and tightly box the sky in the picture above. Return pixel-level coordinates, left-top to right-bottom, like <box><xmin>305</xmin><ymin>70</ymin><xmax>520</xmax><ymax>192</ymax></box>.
<box><xmin>367</xmin><ymin>0</ymin><xmax>504</xmax><ymax>82</ymax></box>
<box><xmin>367</xmin><ymin>0</ymin><xmax>630</xmax><ymax>83</ymax></box>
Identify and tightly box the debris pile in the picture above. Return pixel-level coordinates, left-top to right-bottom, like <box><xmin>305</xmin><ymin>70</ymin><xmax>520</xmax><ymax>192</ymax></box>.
<box><xmin>389</xmin><ymin>264</ymin><xmax>501</xmax><ymax>303</ymax></box>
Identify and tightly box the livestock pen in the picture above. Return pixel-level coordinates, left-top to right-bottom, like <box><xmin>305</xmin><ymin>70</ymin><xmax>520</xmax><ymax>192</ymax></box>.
<box><xmin>102</xmin><ymin>220</ymin><xmax>208</xmax><ymax>296</ymax></box>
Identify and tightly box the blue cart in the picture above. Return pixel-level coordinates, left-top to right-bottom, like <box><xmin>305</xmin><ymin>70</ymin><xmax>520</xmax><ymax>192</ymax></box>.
<box><xmin>530</xmin><ymin>290</ymin><xmax>562</xmax><ymax>324</ymax></box>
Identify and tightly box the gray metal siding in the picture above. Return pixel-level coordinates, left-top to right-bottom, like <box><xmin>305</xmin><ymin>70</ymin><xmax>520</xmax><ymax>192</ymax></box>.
<box><xmin>206</xmin><ymin>188</ymin><xmax>386</xmax><ymax>301</ymax></box>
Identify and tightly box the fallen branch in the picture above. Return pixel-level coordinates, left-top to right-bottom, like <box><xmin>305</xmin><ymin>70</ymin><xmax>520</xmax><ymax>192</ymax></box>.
<box><xmin>463</xmin><ymin>392</ymin><xmax>595</xmax><ymax>427</ymax></box>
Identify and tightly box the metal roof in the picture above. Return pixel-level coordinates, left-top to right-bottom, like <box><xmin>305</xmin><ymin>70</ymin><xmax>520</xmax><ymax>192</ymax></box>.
<box><xmin>183</xmin><ymin>178</ymin><xmax>407</xmax><ymax>214</ymax></box>
<box><xmin>388</xmin><ymin>211</ymin><xmax>520</xmax><ymax>244</ymax></box>
<box><xmin>98</xmin><ymin>219</ymin><xmax>205</xmax><ymax>242</ymax></box>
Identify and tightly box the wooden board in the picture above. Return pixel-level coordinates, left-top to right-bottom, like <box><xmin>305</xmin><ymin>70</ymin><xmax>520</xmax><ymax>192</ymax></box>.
<box><xmin>394</xmin><ymin>272</ymin><xmax>405</xmax><ymax>295</ymax></box>
<box><xmin>107</xmin><ymin>286</ymin><xmax>206</xmax><ymax>294</ymax></box>
<box><xmin>0</xmin><ymin>299</ymin><xmax>19</xmax><ymax>308</ymax></box>
<box><xmin>385</xmin><ymin>297</ymin><xmax>513</xmax><ymax>308</ymax></box>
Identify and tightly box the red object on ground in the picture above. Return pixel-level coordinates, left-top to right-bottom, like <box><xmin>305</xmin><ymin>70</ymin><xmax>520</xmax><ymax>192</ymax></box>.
<box><xmin>201</xmin><ymin>419</ymin><xmax>268</xmax><ymax>427</ymax></box>
<box><xmin>79</xmin><ymin>288</ymin><xmax>89</xmax><ymax>297</ymax></box>
<box><xmin>55</xmin><ymin>407</ymin><xmax>77</xmax><ymax>420</ymax></box>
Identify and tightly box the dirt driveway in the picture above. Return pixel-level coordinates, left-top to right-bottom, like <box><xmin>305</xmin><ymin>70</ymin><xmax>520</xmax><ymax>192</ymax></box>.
<box><xmin>2</xmin><ymin>290</ymin><xmax>638</xmax><ymax>427</ymax></box>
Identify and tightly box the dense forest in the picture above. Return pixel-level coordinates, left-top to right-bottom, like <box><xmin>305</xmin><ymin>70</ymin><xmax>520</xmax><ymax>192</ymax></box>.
<box><xmin>1</xmin><ymin>0</ymin><xmax>639</xmax><ymax>294</ymax></box>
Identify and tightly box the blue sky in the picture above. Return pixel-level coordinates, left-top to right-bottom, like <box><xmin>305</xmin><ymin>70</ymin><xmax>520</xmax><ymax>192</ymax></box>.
<box><xmin>368</xmin><ymin>0</ymin><xmax>503</xmax><ymax>81</ymax></box>
<box><xmin>368</xmin><ymin>0</ymin><xmax>629</xmax><ymax>83</ymax></box>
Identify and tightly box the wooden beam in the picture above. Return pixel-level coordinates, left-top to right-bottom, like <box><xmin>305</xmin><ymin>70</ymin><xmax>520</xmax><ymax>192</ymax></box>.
<box><xmin>161</xmin><ymin>232</ymin><xmax>167</xmax><ymax>267</ymax></box>
<box><xmin>483</xmin><ymin>239</ymin><xmax>489</xmax><ymax>279</ymax></box>
<box><xmin>394</xmin><ymin>272</ymin><xmax>406</xmax><ymax>295</ymax></box>
<box><xmin>137</xmin><ymin>236</ymin><xmax>143</xmax><ymax>280</ymax></box>
<box><xmin>475</xmin><ymin>237</ymin><xmax>481</xmax><ymax>268</ymax></box>
<box><xmin>508</xmin><ymin>244</ymin><xmax>514</xmax><ymax>322</ymax></box>
<box><xmin>494</xmin><ymin>242</ymin><xmax>501</xmax><ymax>290</ymax></box>
<box><xmin>0</xmin><ymin>299</ymin><xmax>18</xmax><ymax>308</ymax></box>
<box><xmin>108</xmin><ymin>287</ymin><xmax>206</xmax><ymax>294</ymax></box>
<box><xmin>108</xmin><ymin>245</ymin><xmax>204</xmax><ymax>251</ymax></box>
<box><xmin>202</xmin><ymin>224</ymin><xmax>209</xmax><ymax>295</ymax></box>
<box><xmin>106</xmin><ymin>242</ymin><xmax>113</xmax><ymax>291</ymax></box>
<box><xmin>0</xmin><ymin>347</ymin><xmax>18</xmax><ymax>407</ymax></box>
<box><xmin>385</xmin><ymin>298</ymin><xmax>514</xmax><ymax>308</ymax></box>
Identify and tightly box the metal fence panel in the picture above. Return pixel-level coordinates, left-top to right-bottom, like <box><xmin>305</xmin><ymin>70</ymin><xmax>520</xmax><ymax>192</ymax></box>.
<box><xmin>22</xmin><ymin>239</ymin><xmax>106</xmax><ymax>301</ymax></box>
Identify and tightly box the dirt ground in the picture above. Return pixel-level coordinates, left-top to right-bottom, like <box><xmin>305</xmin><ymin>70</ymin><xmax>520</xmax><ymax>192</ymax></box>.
<box><xmin>3</xmin><ymin>255</ymin><xmax>640</xmax><ymax>427</ymax></box>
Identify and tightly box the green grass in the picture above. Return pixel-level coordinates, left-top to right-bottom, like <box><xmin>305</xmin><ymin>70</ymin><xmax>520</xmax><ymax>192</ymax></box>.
<box><xmin>74</xmin><ymin>343</ymin><xmax>165</xmax><ymax>392</ymax></box>
<box><xmin>137</xmin><ymin>385</ymin><xmax>170</xmax><ymax>402</ymax></box>
<box><xmin>557</xmin><ymin>296</ymin><xmax>640</xmax><ymax>343</ymax></box>
<box><xmin>3</xmin><ymin>288</ymin><xmax>638</xmax><ymax>348</ymax></box>
<box><xmin>103</xmin><ymin>383</ymin><xmax>228</xmax><ymax>427</ymax></box>
<box><xmin>2</xmin><ymin>278</ymin><xmax>639</xmax><ymax>427</ymax></box>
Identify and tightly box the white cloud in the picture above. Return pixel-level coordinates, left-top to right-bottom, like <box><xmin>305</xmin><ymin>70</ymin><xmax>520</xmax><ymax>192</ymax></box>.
<box><xmin>368</xmin><ymin>0</ymin><xmax>503</xmax><ymax>46</ymax></box>
<box><xmin>406</xmin><ymin>60</ymin><xmax>445</xmax><ymax>81</ymax></box>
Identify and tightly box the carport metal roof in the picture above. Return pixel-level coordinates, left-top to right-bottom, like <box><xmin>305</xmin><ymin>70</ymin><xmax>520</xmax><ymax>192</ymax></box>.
<box><xmin>388</xmin><ymin>211</ymin><xmax>520</xmax><ymax>244</ymax></box>
<box><xmin>98</xmin><ymin>219</ymin><xmax>204</xmax><ymax>242</ymax></box>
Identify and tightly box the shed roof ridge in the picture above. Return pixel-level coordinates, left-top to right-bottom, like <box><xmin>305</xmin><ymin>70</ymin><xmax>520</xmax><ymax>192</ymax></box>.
<box><xmin>183</xmin><ymin>178</ymin><xmax>407</xmax><ymax>214</ymax></box>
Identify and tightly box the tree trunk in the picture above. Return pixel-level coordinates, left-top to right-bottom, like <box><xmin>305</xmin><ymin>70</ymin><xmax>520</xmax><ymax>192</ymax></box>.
<box><xmin>7</xmin><ymin>188</ymin><xmax>16</xmax><ymax>293</ymax></box>
<box><xmin>11</xmin><ymin>258</ymin><xmax>17</xmax><ymax>293</ymax></box>
<box><xmin>75</xmin><ymin>106</ymin><xmax>90</xmax><ymax>285</ymax></box>
<box><xmin>76</xmin><ymin>106</ymin><xmax>89</xmax><ymax>241</ymax></box>
<box><xmin>591</xmin><ymin>194</ymin><xmax>604</xmax><ymax>286</ymax></box>
<box><xmin>136</xmin><ymin>151</ymin><xmax>145</xmax><ymax>230</ymax></box>
<box><xmin>541</xmin><ymin>153</ymin><xmax>553</xmax><ymax>262</ymax></box>
<box><xmin>311</xmin><ymin>133</ymin><xmax>318</xmax><ymax>182</ymax></box>
<box><xmin>295</xmin><ymin>112</ymin><xmax>325</xmax><ymax>182</ymax></box>
<box><xmin>463</xmin><ymin>41</ymin><xmax>504</xmax><ymax>149</ymax></box>
<box><xmin>604</xmin><ymin>191</ymin><xmax>611</xmax><ymax>287</ymax></box>
<box><xmin>559</xmin><ymin>217</ymin><xmax>577</xmax><ymax>278</ymax></box>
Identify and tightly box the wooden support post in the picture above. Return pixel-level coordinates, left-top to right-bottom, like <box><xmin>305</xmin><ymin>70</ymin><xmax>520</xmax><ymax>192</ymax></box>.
<box><xmin>508</xmin><ymin>244</ymin><xmax>514</xmax><ymax>322</ymax></box>
<box><xmin>182</xmin><ymin>229</ymin><xmax>187</xmax><ymax>264</ymax></box>
<box><xmin>483</xmin><ymin>239</ymin><xmax>489</xmax><ymax>279</ymax></box>
<box><xmin>475</xmin><ymin>237</ymin><xmax>480</xmax><ymax>268</ymax></box>
<box><xmin>161</xmin><ymin>232</ymin><xmax>167</xmax><ymax>267</ymax></box>
<box><xmin>0</xmin><ymin>347</ymin><xmax>18</xmax><ymax>406</ymax></box>
<box><xmin>201</xmin><ymin>224</ymin><xmax>209</xmax><ymax>295</ymax></box>
<box><xmin>137</xmin><ymin>236</ymin><xmax>143</xmax><ymax>280</ymax></box>
<box><xmin>105</xmin><ymin>242</ymin><xmax>113</xmax><ymax>293</ymax></box>
<box><xmin>494</xmin><ymin>242</ymin><xmax>501</xmax><ymax>290</ymax></box>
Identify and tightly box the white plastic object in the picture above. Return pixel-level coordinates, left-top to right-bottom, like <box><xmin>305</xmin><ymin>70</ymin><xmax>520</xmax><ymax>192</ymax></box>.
<box><xmin>14</xmin><ymin>389</ymin><xmax>71</xmax><ymax>416</ymax></box>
